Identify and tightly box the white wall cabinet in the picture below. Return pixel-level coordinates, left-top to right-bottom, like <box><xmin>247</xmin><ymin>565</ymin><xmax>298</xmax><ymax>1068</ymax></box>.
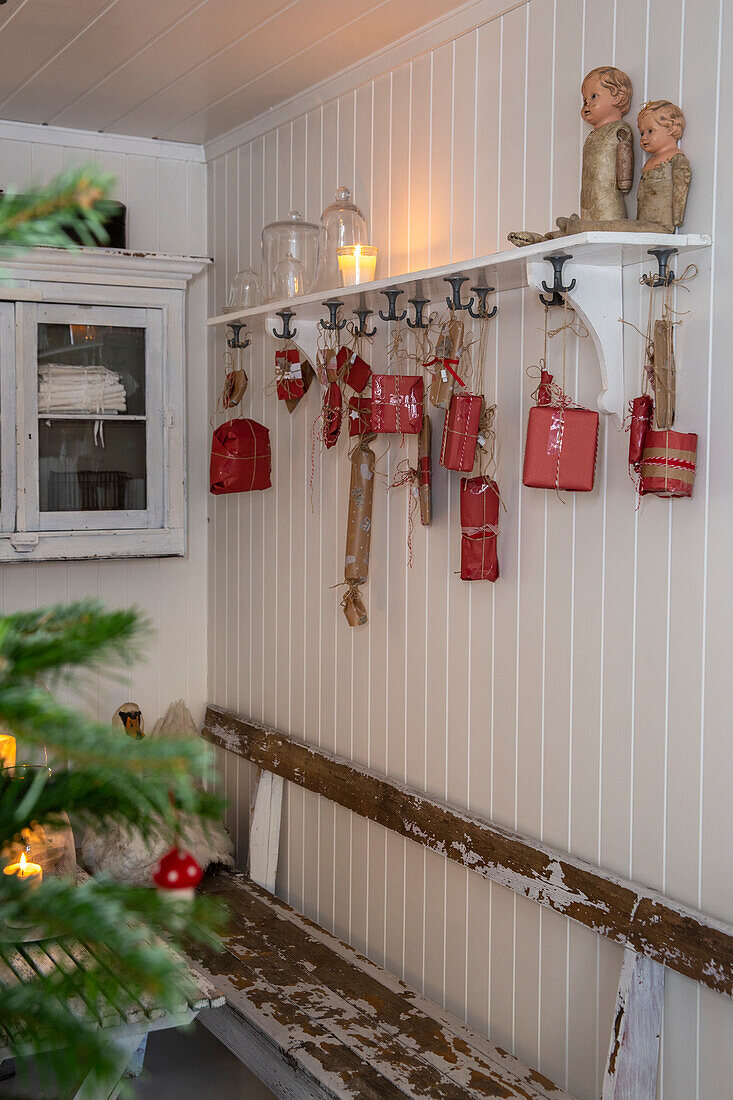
<box><xmin>0</xmin><ymin>248</ymin><xmax>208</xmax><ymax>562</ymax></box>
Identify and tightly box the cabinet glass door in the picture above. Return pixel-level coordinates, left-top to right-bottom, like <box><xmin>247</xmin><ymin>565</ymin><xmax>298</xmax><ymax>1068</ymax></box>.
<box><xmin>23</xmin><ymin>303</ymin><xmax>163</xmax><ymax>531</ymax></box>
<box><xmin>0</xmin><ymin>302</ymin><xmax>16</xmax><ymax>533</ymax></box>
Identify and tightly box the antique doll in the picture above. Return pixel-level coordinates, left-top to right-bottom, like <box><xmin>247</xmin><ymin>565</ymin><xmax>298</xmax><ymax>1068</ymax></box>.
<box><xmin>633</xmin><ymin>100</ymin><xmax>691</xmax><ymax>231</ymax></box>
<box><xmin>509</xmin><ymin>66</ymin><xmax>634</xmax><ymax>246</ymax></box>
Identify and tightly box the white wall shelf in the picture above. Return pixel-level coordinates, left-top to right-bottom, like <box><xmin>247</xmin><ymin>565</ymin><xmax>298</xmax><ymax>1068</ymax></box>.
<box><xmin>207</xmin><ymin>231</ymin><xmax>710</xmax><ymax>424</ymax></box>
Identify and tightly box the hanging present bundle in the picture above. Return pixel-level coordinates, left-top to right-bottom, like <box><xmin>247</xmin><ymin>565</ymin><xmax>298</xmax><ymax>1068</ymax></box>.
<box><xmin>418</xmin><ymin>414</ymin><xmax>432</xmax><ymax>525</ymax></box>
<box><xmin>523</xmin><ymin>378</ymin><xmax>599</xmax><ymax>492</ymax></box>
<box><xmin>348</xmin><ymin>394</ymin><xmax>372</xmax><ymax>438</ymax></box>
<box><xmin>210</xmin><ymin>417</ymin><xmax>271</xmax><ymax>494</ymax></box>
<box><xmin>628</xmin><ymin>393</ymin><xmax>654</xmax><ymax>468</ymax></box>
<box><xmin>370</xmin><ymin>374</ymin><xmax>423</xmax><ymax>434</ymax></box>
<box><xmin>322</xmin><ymin>382</ymin><xmax>342</xmax><ymax>448</ymax></box>
<box><xmin>317</xmin><ymin>347</ymin><xmax>340</xmax><ymax>384</ymax></box>
<box><xmin>460</xmin><ymin>477</ymin><xmax>500</xmax><ymax>581</ymax></box>
<box><xmin>336</xmin><ymin>344</ymin><xmax>372</xmax><ymax>393</ymax></box>
<box><xmin>342</xmin><ymin>432</ymin><xmax>376</xmax><ymax>627</ymax></box>
<box><xmin>426</xmin><ymin>313</ymin><xmax>464</xmax><ymax>408</ymax></box>
<box><xmin>638</xmin><ymin>429</ymin><xmax>697</xmax><ymax>497</ymax></box>
<box><xmin>275</xmin><ymin>347</ymin><xmax>314</xmax><ymax>412</ymax></box>
<box><xmin>440</xmin><ymin>392</ymin><xmax>483</xmax><ymax>472</ymax></box>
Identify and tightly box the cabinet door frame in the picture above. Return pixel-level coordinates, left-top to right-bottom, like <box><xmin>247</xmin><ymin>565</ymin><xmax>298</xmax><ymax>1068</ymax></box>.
<box><xmin>22</xmin><ymin>301</ymin><xmax>165</xmax><ymax>533</ymax></box>
<box><xmin>0</xmin><ymin>302</ymin><xmax>16</xmax><ymax>534</ymax></box>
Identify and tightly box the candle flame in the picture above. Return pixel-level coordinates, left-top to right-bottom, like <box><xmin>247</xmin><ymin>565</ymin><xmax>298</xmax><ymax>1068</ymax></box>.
<box><xmin>19</xmin><ymin>853</ymin><xmax>27</xmax><ymax>872</ymax></box>
<box><xmin>354</xmin><ymin>244</ymin><xmax>361</xmax><ymax>258</ymax></box>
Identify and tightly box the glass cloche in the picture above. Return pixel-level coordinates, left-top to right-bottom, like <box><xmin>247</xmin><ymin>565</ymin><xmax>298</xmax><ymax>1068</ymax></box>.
<box><xmin>222</xmin><ymin>267</ymin><xmax>261</xmax><ymax>313</ymax></box>
<box><xmin>315</xmin><ymin>186</ymin><xmax>369</xmax><ymax>291</ymax></box>
<box><xmin>261</xmin><ymin>211</ymin><xmax>319</xmax><ymax>302</ymax></box>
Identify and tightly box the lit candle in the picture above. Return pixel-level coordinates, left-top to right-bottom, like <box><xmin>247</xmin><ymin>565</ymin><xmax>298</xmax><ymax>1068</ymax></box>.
<box><xmin>337</xmin><ymin>244</ymin><xmax>378</xmax><ymax>287</ymax></box>
<box><xmin>3</xmin><ymin>851</ymin><xmax>43</xmax><ymax>889</ymax></box>
<box><xmin>0</xmin><ymin>734</ymin><xmax>16</xmax><ymax>769</ymax></box>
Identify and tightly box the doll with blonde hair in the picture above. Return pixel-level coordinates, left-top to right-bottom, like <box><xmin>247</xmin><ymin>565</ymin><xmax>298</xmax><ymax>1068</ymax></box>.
<box><xmin>509</xmin><ymin>65</ymin><xmax>635</xmax><ymax>246</ymax></box>
<box><xmin>633</xmin><ymin>100</ymin><xmax>691</xmax><ymax>231</ymax></box>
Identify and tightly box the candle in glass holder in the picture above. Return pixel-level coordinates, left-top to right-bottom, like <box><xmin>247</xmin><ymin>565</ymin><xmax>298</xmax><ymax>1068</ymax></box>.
<box><xmin>0</xmin><ymin>733</ymin><xmax>15</xmax><ymax>769</ymax></box>
<box><xmin>337</xmin><ymin>244</ymin><xmax>378</xmax><ymax>286</ymax></box>
<box><xmin>3</xmin><ymin>851</ymin><xmax>42</xmax><ymax>889</ymax></box>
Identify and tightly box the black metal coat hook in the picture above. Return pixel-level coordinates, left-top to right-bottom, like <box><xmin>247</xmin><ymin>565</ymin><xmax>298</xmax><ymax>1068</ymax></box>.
<box><xmin>444</xmin><ymin>275</ymin><xmax>475</xmax><ymax>313</ymax></box>
<box><xmin>378</xmin><ymin>289</ymin><xmax>407</xmax><ymax>322</ymax></box>
<box><xmin>320</xmin><ymin>299</ymin><xmax>347</xmax><ymax>332</ymax></box>
<box><xmin>539</xmin><ymin>253</ymin><xmax>576</xmax><ymax>307</ymax></box>
<box><xmin>641</xmin><ymin>247</ymin><xmax>678</xmax><ymax>288</ymax></box>
<box><xmin>226</xmin><ymin>322</ymin><xmax>251</xmax><ymax>350</ymax></box>
<box><xmin>406</xmin><ymin>298</ymin><xmax>430</xmax><ymax>329</ymax></box>
<box><xmin>353</xmin><ymin>308</ymin><xmax>377</xmax><ymax>338</ymax></box>
<box><xmin>468</xmin><ymin>286</ymin><xmax>497</xmax><ymax>320</ymax></box>
<box><xmin>272</xmin><ymin>310</ymin><xmax>297</xmax><ymax>340</ymax></box>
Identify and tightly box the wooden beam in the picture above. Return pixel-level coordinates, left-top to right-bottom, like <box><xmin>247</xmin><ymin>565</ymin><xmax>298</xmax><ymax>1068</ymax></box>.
<box><xmin>202</xmin><ymin>705</ymin><xmax>733</xmax><ymax>1000</ymax></box>
<box><xmin>602</xmin><ymin>950</ymin><xmax>665</xmax><ymax>1100</ymax></box>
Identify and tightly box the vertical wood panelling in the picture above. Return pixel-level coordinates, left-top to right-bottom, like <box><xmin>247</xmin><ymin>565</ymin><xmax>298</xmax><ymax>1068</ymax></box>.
<box><xmin>0</xmin><ymin>130</ymin><xmax>209</xmax><ymax>741</ymax></box>
<box><xmin>207</xmin><ymin>2</ymin><xmax>730</xmax><ymax>1097</ymax></box>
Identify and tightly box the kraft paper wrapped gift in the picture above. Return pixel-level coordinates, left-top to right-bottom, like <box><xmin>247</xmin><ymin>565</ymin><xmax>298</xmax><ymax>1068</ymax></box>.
<box><xmin>522</xmin><ymin>405</ymin><xmax>599</xmax><ymax>492</ymax></box>
<box><xmin>460</xmin><ymin>476</ymin><xmax>500</xmax><ymax>581</ymax></box>
<box><xmin>342</xmin><ymin>432</ymin><xmax>376</xmax><ymax>627</ymax></box>
<box><xmin>348</xmin><ymin>395</ymin><xmax>372</xmax><ymax>438</ymax></box>
<box><xmin>370</xmin><ymin>375</ymin><xmax>423</xmax><ymax>434</ymax></box>
<box><xmin>336</xmin><ymin>346</ymin><xmax>371</xmax><ymax>393</ymax></box>
<box><xmin>440</xmin><ymin>393</ymin><xmax>483</xmax><ymax>472</ymax></box>
<box><xmin>210</xmin><ymin>418</ymin><xmax>271</xmax><ymax>494</ymax></box>
<box><xmin>638</xmin><ymin>429</ymin><xmax>697</xmax><ymax>497</ymax></box>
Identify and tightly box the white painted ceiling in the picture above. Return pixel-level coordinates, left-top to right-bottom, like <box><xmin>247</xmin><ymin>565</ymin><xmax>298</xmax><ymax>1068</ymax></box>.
<box><xmin>0</xmin><ymin>0</ymin><xmax>464</xmax><ymax>145</ymax></box>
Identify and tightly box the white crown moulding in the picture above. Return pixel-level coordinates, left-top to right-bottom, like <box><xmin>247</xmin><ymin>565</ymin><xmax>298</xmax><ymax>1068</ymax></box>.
<box><xmin>208</xmin><ymin>231</ymin><xmax>711</xmax><ymax>425</ymax></box>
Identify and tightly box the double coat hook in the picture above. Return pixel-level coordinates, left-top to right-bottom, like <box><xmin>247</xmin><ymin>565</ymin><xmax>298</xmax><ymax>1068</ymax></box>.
<box><xmin>641</xmin><ymin>247</ymin><xmax>678</xmax><ymax>288</ymax></box>
<box><xmin>538</xmin><ymin>253</ymin><xmax>576</xmax><ymax>307</ymax></box>
<box><xmin>272</xmin><ymin>310</ymin><xmax>297</xmax><ymax>340</ymax></box>
<box><xmin>226</xmin><ymin>322</ymin><xmax>251</xmax><ymax>350</ymax></box>
<box><xmin>320</xmin><ymin>299</ymin><xmax>347</xmax><ymax>332</ymax></box>
<box><xmin>444</xmin><ymin>276</ymin><xmax>497</xmax><ymax>319</ymax></box>
<box><xmin>353</xmin><ymin>308</ymin><xmax>377</xmax><ymax>338</ymax></box>
<box><xmin>379</xmin><ymin>289</ymin><xmax>407</xmax><ymax>322</ymax></box>
<box><xmin>406</xmin><ymin>298</ymin><xmax>430</xmax><ymax>330</ymax></box>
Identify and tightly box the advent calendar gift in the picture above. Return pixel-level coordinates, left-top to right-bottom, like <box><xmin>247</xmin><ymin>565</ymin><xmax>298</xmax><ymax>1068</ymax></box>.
<box><xmin>522</xmin><ymin>371</ymin><xmax>599</xmax><ymax>492</ymax></box>
<box><xmin>460</xmin><ymin>476</ymin><xmax>500</xmax><ymax>581</ymax></box>
<box><xmin>638</xmin><ymin>429</ymin><xmax>697</xmax><ymax>497</ymax></box>
<box><xmin>370</xmin><ymin>374</ymin><xmax>423</xmax><ymax>434</ymax></box>
<box><xmin>210</xmin><ymin>417</ymin><xmax>271</xmax><ymax>494</ymax></box>
<box><xmin>336</xmin><ymin>345</ymin><xmax>372</xmax><ymax>393</ymax></box>
<box><xmin>348</xmin><ymin>395</ymin><xmax>372</xmax><ymax>438</ymax></box>
<box><xmin>275</xmin><ymin>347</ymin><xmax>313</xmax><ymax>413</ymax></box>
<box><xmin>426</xmin><ymin>314</ymin><xmax>464</xmax><ymax>409</ymax></box>
<box><xmin>440</xmin><ymin>392</ymin><xmax>483</xmax><ymax>472</ymax></box>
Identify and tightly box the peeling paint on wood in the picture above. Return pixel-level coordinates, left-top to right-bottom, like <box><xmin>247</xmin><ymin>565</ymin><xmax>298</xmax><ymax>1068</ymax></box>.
<box><xmin>202</xmin><ymin>706</ymin><xmax>733</xmax><ymax>999</ymax></box>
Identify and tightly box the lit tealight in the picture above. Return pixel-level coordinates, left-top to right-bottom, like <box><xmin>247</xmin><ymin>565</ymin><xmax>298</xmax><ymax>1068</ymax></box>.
<box><xmin>0</xmin><ymin>733</ymin><xmax>16</xmax><ymax>769</ymax></box>
<box><xmin>337</xmin><ymin>244</ymin><xmax>378</xmax><ymax>287</ymax></box>
<box><xmin>3</xmin><ymin>851</ymin><xmax>43</xmax><ymax>888</ymax></box>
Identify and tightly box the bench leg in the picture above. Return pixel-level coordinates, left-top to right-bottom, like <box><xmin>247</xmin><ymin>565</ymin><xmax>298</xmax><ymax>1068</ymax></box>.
<box><xmin>248</xmin><ymin>770</ymin><xmax>284</xmax><ymax>893</ymax></box>
<box><xmin>602</xmin><ymin>948</ymin><xmax>665</xmax><ymax>1100</ymax></box>
<box><xmin>71</xmin><ymin>1030</ymin><xmax>147</xmax><ymax>1100</ymax></box>
<box><xmin>123</xmin><ymin>1033</ymin><xmax>149</xmax><ymax>1078</ymax></box>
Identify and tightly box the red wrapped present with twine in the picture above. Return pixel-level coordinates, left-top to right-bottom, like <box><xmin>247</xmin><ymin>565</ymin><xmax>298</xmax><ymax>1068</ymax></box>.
<box><xmin>628</xmin><ymin>394</ymin><xmax>654</xmax><ymax>468</ymax></box>
<box><xmin>370</xmin><ymin>375</ymin><xmax>423</xmax><ymax>434</ymax></box>
<box><xmin>522</xmin><ymin>371</ymin><xmax>598</xmax><ymax>492</ymax></box>
<box><xmin>638</xmin><ymin>429</ymin><xmax>697</xmax><ymax>497</ymax></box>
<box><xmin>323</xmin><ymin>382</ymin><xmax>342</xmax><ymax>449</ymax></box>
<box><xmin>348</xmin><ymin>395</ymin><xmax>372</xmax><ymax>438</ymax></box>
<box><xmin>336</xmin><ymin>346</ymin><xmax>371</xmax><ymax>393</ymax></box>
<box><xmin>275</xmin><ymin>348</ymin><xmax>305</xmax><ymax>401</ymax></box>
<box><xmin>460</xmin><ymin>476</ymin><xmax>500</xmax><ymax>581</ymax></box>
<box><xmin>210</xmin><ymin>418</ymin><xmax>271</xmax><ymax>494</ymax></box>
<box><xmin>440</xmin><ymin>393</ymin><xmax>483</xmax><ymax>472</ymax></box>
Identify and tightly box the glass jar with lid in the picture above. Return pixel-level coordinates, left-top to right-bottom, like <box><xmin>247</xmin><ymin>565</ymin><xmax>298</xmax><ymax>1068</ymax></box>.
<box><xmin>315</xmin><ymin>186</ymin><xmax>369</xmax><ymax>291</ymax></box>
<box><xmin>222</xmin><ymin>267</ymin><xmax>261</xmax><ymax>313</ymax></box>
<box><xmin>261</xmin><ymin>211</ymin><xmax>319</xmax><ymax>302</ymax></box>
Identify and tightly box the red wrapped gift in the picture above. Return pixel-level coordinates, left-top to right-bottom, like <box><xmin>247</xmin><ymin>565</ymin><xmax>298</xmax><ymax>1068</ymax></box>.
<box><xmin>460</xmin><ymin>477</ymin><xmax>500</xmax><ymax>581</ymax></box>
<box><xmin>336</xmin><ymin>346</ymin><xmax>371</xmax><ymax>393</ymax></box>
<box><xmin>210</xmin><ymin>418</ymin><xmax>271</xmax><ymax>494</ymax></box>
<box><xmin>536</xmin><ymin>368</ymin><xmax>554</xmax><ymax>406</ymax></box>
<box><xmin>370</xmin><ymin>375</ymin><xmax>423</xmax><ymax>434</ymax></box>
<box><xmin>323</xmin><ymin>382</ymin><xmax>342</xmax><ymax>449</ymax></box>
<box><xmin>523</xmin><ymin>405</ymin><xmax>599</xmax><ymax>492</ymax></box>
<box><xmin>639</xmin><ymin>429</ymin><xmax>697</xmax><ymax>497</ymax></box>
<box><xmin>275</xmin><ymin>348</ymin><xmax>304</xmax><ymax>401</ymax></box>
<box><xmin>628</xmin><ymin>394</ymin><xmax>653</xmax><ymax>467</ymax></box>
<box><xmin>348</xmin><ymin>395</ymin><xmax>371</xmax><ymax>437</ymax></box>
<box><xmin>440</xmin><ymin>393</ymin><xmax>483</xmax><ymax>472</ymax></box>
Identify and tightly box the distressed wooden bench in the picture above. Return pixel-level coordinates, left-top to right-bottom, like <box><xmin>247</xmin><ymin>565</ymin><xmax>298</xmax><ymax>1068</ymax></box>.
<box><xmin>193</xmin><ymin>705</ymin><xmax>733</xmax><ymax>1100</ymax></box>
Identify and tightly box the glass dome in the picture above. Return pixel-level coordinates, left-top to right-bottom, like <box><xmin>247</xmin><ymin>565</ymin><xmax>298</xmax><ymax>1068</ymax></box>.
<box><xmin>315</xmin><ymin>186</ymin><xmax>369</xmax><ymax>291</ymax></box>
<box><xmin>222</xmin><ymin>267</ymin><xmax>261</xmax><ymax>313</ymax></box>
<box><xmin>261</xmin><ymin>211</ymin><xmax>319</xmax><ymax>302</ymax></box>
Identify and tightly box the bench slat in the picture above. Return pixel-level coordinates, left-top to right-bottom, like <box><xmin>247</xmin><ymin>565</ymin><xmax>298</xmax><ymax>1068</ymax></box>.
<box><xmin>199</xmin><ymin>871</ymin><xmax>573</xmax><ymax>1100</ymax></box>
<box><xmin>202</xmin><ymin>705</ymin><xmax>733</xmax><ymax>1000</ymax></box>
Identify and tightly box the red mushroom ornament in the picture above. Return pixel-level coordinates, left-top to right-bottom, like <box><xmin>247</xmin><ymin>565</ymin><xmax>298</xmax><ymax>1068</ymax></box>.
<box><xmin>152</xmin><ymin>847</ymin><xmax>203</xmax><ymax>901</ymax></box>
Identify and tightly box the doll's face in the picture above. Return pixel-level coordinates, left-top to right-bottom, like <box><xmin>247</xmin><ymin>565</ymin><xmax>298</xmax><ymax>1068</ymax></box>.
<box><xmin>581</xmin><ymin>74</ymin><xmax>623</xmax><ymax>127</ymax></box>
<box><xmin>639</xmin><ymin>114</ymin><xmax>677</xmax><ymax>155</ymax></box>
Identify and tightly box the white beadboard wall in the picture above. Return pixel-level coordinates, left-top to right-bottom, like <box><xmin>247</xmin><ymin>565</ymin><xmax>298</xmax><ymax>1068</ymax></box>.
<box><xmin>0</xmin><ymin>120</ymin><xmax>210</xmax><ymax>727</ymax></box>
<box><xmin>207</xmin><ymin>0</ymin><xmax>733</xmax><ymax>1097</ymax></box>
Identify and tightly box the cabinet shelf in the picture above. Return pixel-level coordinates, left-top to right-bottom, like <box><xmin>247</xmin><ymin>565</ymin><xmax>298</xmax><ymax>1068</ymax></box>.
<box><xmin>37</xmin><ymin>414</ymin><xmax>147</xmax><ymax>421</ymax></box>
<box><xmin>207</xmin><ymin>231</ymin><xmax>711</xmax><ymax>424</ymax></box>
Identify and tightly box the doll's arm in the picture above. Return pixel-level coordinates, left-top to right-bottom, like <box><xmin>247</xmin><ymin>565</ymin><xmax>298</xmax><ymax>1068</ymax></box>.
<box><xmin>616</xmin><ymin>126</ymin><xmax>634</xmax><ymax>193</ymax></box>
<box><xmin>672</xmin><ymin>155</ymin><xmax>692</xmax><ymax>227</ymax></box>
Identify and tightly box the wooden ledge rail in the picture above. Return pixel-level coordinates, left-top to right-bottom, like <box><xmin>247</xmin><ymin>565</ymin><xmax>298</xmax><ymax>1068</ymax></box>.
<box><xmin>202</xmin><ymin>705</ymin><xmax>733</xmax><ymax>1000</ymax></box>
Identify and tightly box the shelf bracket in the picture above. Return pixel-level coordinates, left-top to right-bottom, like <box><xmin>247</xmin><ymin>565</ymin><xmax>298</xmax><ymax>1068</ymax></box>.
<box><xmin>527</xmin><ymin>255</ymin><xmax>625</xmax><ymax>425</ymax></box>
